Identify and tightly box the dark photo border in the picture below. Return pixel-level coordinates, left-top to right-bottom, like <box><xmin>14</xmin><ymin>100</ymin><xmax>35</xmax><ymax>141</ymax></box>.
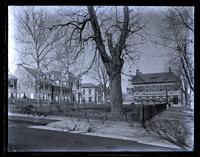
<box><xmin>1</xmin><ymin>0</ymin><xmax>199</xmax><ymax>157</ymax></box>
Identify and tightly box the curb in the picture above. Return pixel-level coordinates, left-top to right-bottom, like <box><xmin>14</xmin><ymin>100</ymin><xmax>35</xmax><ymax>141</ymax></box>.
<box><xmin>8</xmin><ymin>116</ymin><xmax>59</xmax><ymax>125</ymax></box>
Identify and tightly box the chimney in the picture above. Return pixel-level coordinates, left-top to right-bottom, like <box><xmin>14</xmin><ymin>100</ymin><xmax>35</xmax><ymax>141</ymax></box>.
<box><xmin>169</xmin><ymin>67</ymin><xmax>172</xmax><ymax>72</ymax></box>
<box><xmin>16</xmin><ymin>63</ymin><xmax>22</xmax><ymax>67</ymax></box>
<box><xmin>136</xmin><ymin>69</ymin><xmax>139</xmax><ymax>75</ymax></box>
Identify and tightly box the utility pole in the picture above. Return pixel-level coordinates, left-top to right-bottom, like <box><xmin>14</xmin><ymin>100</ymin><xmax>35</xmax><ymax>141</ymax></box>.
<box><xmin>60</xmin><ymin>70</ymin><xmax>63</xmax><ymax>104</ymax></box>
<box><xmin>166</xmin><ymin>85</ymin><xmax>169</xmax><ymax>108</ymax></box>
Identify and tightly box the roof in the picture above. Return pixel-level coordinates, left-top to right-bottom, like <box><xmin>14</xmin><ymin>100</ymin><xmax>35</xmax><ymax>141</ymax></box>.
<box><xmin>21</xmin><ymin>66</ymin><xmax>76</xmax><ymax>81</ymax></box>
<box><xmin>81</xmin><ymin>83</ymin><xmax>97</xmax><ymax>88</ymax></box>
<box><xmin>22</xmin><ymin>66</ymin><xmax>45</xmax><ymax>78</ymax></box>
<box><xmin>131</xmin><ymin>72</ymin><xmax>180</xmax><ymax>84</ymax></box>
<box><xmin>46</xmin><ymin>70</ymin><xmax>76</xmax><ymax>81</ymax></box>
<box><xmin>8</xmin><ymin>73</ymin><xmax>18</xmax><ymax>80</ymax></box>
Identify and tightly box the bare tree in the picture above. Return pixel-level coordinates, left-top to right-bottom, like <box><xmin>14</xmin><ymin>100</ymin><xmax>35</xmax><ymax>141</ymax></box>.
<box><xmin>90</xmin><ymin>54</ymin><xmax>109</xmax><ymax>103</ymax></box>
<box><xmin>159</xmin><ymin>7</ymin><xmax>194</xmax><ymax>107</ymax></box>
<box><xmin>14</xmin><ymin>7</ymin><xmax>65</xmax><ymax>101</ymax></box>
<box><xmin>51</xmin><ymin>6</ymin><xmax>145</xmax><ymax>116</ymax></box>
<box><xmin>53</xmin><ymin>39</ymin><xmax>80</xmax><ymax>102</ymax></box>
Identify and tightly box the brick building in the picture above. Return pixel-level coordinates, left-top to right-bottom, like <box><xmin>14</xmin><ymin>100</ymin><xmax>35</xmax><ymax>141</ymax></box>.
<box><xmin>126</xmin><ymin>68</ymin><xmax>183</xmax><ymax>106</ymax></box>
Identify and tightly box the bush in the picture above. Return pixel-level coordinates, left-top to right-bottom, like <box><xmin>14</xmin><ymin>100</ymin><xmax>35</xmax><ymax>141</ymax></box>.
<box><xmin>21</xmin><ymin>105</ymin><xmax>35</xmax><ymax>114</ymax></box>
<box><xmin>146</xmin><ymin>119</ymin><xmax>190</xmax><ymax>149</ymax></box>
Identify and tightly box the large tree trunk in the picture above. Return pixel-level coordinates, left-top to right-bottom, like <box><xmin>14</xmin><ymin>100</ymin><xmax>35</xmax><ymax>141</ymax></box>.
<box><xmin>109</xmin><ymin>72</ymin><xmax>123</xmax><ymax>114</ymax></box>
<box><xmin>87</xmin><ymin>6</ymin><xmax>128</xmax><ymax>117</ymax></box>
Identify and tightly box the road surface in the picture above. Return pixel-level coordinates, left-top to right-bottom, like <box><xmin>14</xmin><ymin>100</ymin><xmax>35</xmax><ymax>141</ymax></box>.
<box><xmin>8</xmin><ymin>120</ymin><xmax>182</xmax><ymax>152</ymax></box>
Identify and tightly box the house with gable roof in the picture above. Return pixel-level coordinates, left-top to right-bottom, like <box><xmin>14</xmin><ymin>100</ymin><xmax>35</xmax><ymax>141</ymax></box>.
<box><xmin>14</xmin><ymin>64</ymin><xmax>81</xmax><ymax>102</ymax></box>
<box><xmin>126</xmin><ymin>68</ymin><xmax>183</xmax><ymax>106</ymax></box>
<box><xmin>46</xmin><ymin>70</ymin><xmax>81</xmax><ymax>102</ymax></box>
<box><xmin>15</xmin><ymin>64</ymin><xmax>52</xmax><ymax>100</ymax></box>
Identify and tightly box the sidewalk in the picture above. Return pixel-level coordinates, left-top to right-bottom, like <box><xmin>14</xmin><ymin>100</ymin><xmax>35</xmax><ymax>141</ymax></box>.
<box><xmin>8</xmin><ymin>112</ymin><xmax>183</xmax><ymax>150</ymax></box>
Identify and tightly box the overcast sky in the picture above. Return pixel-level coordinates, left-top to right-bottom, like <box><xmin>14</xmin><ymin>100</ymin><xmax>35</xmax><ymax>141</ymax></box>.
<box><xmin>8</xmin><ymin>6</ymin><xmax>194</xmax><ymax>93</ymax></box>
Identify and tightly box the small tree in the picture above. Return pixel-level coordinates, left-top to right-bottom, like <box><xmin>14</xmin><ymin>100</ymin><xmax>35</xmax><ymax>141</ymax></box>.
<box><xmin>14</xmin><ymin>7</ymin><xmax>65</xmax><ymax>102</ymax></box>
<box><xmin>158</xmin><ymin>7</ymin><xmax>194</xmax><ymax>107</ymax></box>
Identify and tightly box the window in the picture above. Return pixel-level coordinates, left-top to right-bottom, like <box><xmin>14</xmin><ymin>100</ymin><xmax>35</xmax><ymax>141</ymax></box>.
<box><xmin>82</xmin><ymin>97</ymin><xmax>85</xmax><ymax>102</ymax></box>
<box><xmin>30</xmin><ymin>93</ymin><xmax>34</xmax><ymax>99</ymax></box>
<box><xmin>152</xmin><ymin>85</ymin><xmax>155</xmax><ymax>92</ymax></box>
<box><xmin>40</xmin><ymin>83</ymin><xmax>43</xmax><ymax>89</ymax></box>
<box><xmin>89</xmin><ymin>97</ymin><xmax>92</xmax><ymax>102</ymax></box>
<box><xmin>166</xmin><ymin>85</ymin><xmax>171</xmax><ymax>91</ymax></box>
<box><xmin>13</xmin><ymin>81</ymin><xmax>16</xmax><ymax>88</ymax></box>
<box><xmin>135</xmin><ymin>97</ymin><xmax>139</xmax><ymax>102</ymax></box>
<box><xmin>159</xmin><ymin>85</ymin><xmax>163</xmax><ymax>91</ymax></box>
<box><xmin>44</xmin><ymin>94</ymin><xmax>47</xmax><ymax>100</ymax></box>
<box><xmin>98</xmin><ymin>96</ymin><xmax>101</xmax><ymax>102</ymax></box>
<box><xmin>138</xmin><ymin>86</ymin><xmax>143</xmax><ymax>92</ymax></box>
<box><xmin>30</xmin><ymin>82</ymin><xmax>33</xmax><ymax>88</ymax></box>
<box><xmin>45</xmin><ymin>84</ymin><xmax>49</xmax><ymax>90</ymax></box>
<box><xmin>145</xmin><ymin>86</ymin><xmax>149</xmax><ymax>92</ymax></box>
<box><xmin>173</xmin><ymin>96</ymin><xmax>178</xmax><ymax>104</ymax></box>
<box><xmin>89</xmin><ymin>89</ymin><xmax>92</xmax><ymax>94</ymax></box>
<box><xmin>83</xmin><ymin>89</ymin><xmax>85</xmax><ymax>94</ymax></box>
<box><xmin>73</xmin><ymin>94</ymin><xmax>75</xmax><ymax>101</ymax></box>
<box><xmin>156</xmin><ymin>85</ymin><xmax>158</xmax><ymax>91</ymax></box>
<box><xmin>173</xmin><ymin>84</ymin><xmax>179</xmax><ymax>90</ymax></box>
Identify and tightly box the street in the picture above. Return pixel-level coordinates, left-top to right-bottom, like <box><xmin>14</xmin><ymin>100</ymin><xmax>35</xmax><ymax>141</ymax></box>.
<box><xmin>8</xmin><ymin>120</ymin><xmax>182</xmax><ymax>152</ymax></box>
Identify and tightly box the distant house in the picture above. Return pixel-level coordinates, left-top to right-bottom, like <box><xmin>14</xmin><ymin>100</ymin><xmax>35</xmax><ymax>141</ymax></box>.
<box><xmin>15</xmin><ymin>64</ymin><xmax>52</xmax><ymax>100</ymax></box>
<box><xmin>126</xmin><ymin>68</ymin><xmax>183</xmax><ymax>106</ymax></box>
<box><xmin>81</xmin><ymin>83</ymin><xmax>98</xmax><ymax>104</ymax></box>
<box><xmin>8</xmin><ymin>73</ymin><xmax>18</xmax><ymax>98</ymax></box>
<box><xmin>46</xmin><ymin>70</ymin><xmax>80</xmax><ymax>102</ymax></box>
<box><xmin>80</xmin><ymin>83</ymin><xmax>108</xmax><ymax>104</ymax></box>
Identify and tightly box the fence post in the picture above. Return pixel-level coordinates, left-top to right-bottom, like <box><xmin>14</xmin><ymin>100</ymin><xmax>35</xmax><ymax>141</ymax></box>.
<box><xmin>125</xmin><ymin>111</ymin><xmax>127</xmax><ymax>121</ymax></box>
<box><xmin>142</xmin><ymin>104</ymin><xmax>146</xmax><ymax>128</ymax></box>
<box><xmin>84</xmin><ymin>103</ymin><xmax>86</xmax><ymax>118</ymax></box>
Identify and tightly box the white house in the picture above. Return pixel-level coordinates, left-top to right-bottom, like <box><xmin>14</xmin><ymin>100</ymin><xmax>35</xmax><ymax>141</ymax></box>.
<box><xmin>15</xmin><ymin>64</ymin><xmax>79</xmax><ymax>102</ymax></box>
<box><xmin>81</xmin><ymin>83</ymin><xmax>97</xmax><ymax>103</ymax></box>
<box><xmin>126</xmin><ymin>68</ymin><xmax>183</xmax><ymax>106</ymax></box>
<box><xmin>80</xmin><ymin>83</ymin><xmax>106</xmax><ymax>104</ymax></box>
